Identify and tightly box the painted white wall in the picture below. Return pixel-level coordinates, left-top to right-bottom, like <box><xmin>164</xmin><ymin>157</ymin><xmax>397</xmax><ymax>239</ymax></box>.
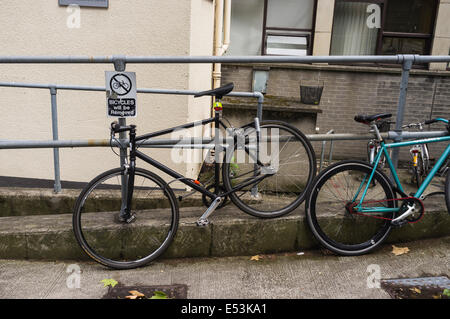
<box><xmin>0</xmin><ymin>0</ymin><xmax>214</xmax><ymax>184</ymax></box>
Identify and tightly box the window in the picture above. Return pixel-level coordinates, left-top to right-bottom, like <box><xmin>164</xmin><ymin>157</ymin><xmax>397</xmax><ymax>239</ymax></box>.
<box><xmin>227</xmin><ymin>0</ymin><xmax>317</xmax><ymax>56</ymax></box>
<box><xmin>263</xmin><ymin>0</ymin><xmax>317</xmax><ymax>55</ymax></box>
<box><xmin>330</xmin><ymin>0</ymin><xmax>438</xmax><ymax>56</ymax></box>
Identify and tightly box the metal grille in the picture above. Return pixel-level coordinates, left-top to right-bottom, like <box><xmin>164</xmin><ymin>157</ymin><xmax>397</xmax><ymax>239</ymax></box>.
<box><xmin>382</xmin><ymin>276</ymin><xmax>450</xmax><ymax>289</ymax></box>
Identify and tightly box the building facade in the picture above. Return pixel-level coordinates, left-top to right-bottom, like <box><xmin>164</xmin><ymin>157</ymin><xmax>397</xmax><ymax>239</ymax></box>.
<box><xmin>0</xmin><ymin>0</ymin><xmax>449</xmax><ymax>186</ymax></box>
<box><xmin>222</xmin><ymin>0</ymin><xmax>450</xmax><ymax>162</ymax></box>
<box><xmin>0</xmin><ymin>0</ymin><xmax>216</xmax><ymax>184</ymax></box>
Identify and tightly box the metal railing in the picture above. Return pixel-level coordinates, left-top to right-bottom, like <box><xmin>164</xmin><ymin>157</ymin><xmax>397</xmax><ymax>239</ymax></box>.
<box><xmin>319</xmin><ymin>130</ymin><xmax>335</xmax><ymax>171</ymax></box>
<box><xmin>0</xmin><ymin>54</ymin><xmax>449</xmax><ymax>192</ymax></box>
<box><xmin>0</xmin><ymin>81</ymin><xmax>264</xmax><ymax>193</ymax></box>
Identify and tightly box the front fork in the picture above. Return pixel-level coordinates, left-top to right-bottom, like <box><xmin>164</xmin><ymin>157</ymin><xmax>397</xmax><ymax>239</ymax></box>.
<box><xmin>121</xmin><ymin>126</ymin><xmax>137</xmax><ymax>219</ymax></box>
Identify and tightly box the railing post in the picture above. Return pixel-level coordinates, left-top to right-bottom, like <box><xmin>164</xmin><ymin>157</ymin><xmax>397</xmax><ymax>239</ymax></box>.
<box><xmin>391</xmin><ymin>55</ymin><xmax>414</xmax><ymax>174</ymax></box>
<box><xmin>319</xmin><ymin>130</ymin><xmax>334</xmax><ymax>171</ymax></box>
<box><xmin>255</xmin><ymin>92</ymin><xmax>264</xmax><ymax>121</ymax></box>
<box><xmin>49</xmin><ymin>85</ymin><xmax>62</xmax><ymax>193</ymax></box>
<box><xmin>113</xmin><ymin>57</ymin><xmax>128</xmax><ymax>212</ymax></box>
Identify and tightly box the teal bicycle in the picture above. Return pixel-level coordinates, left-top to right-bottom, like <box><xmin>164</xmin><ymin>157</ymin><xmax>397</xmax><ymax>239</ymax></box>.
<box><xmin>305</xmin><ymin>113</ymin><xmax>450</xmax><ymax>256</ymax></box>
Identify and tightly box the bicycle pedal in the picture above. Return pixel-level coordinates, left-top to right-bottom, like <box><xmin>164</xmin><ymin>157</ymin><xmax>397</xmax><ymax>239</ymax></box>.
<box><xmin>118</xmin><ymin>213</ymin><xmax>137</xmax><ymax>224</ymax></box>
<box><xmin>391</xmin><ymin>219</ymin><xmax>407</xmax><ymax>228</ymax></box>
<box><xmin>196</xmin><ymin>219</ymin><xmax>210</xmax><ymax>227</ymax></box>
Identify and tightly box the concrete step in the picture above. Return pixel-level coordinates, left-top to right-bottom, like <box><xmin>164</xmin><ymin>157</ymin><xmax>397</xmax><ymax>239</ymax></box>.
<box><xmin>0</xmin><ymin>167</ymin><xmax>443</xmax><ymax>217</ymax></box>
<box><xmin>0</xmin><ymin>187</ymin><xmax>204</xmax><ymax>217</ymax></box>
<box><xmin>0</xmin><ymin>201</ymin><xmax>449</xmax><ymax>261</ymax></box>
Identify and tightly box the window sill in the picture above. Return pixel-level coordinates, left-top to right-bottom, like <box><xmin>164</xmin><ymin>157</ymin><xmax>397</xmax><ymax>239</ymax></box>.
<box><xmin>223</xmin><ymin>62</ymin><xmax>450</xmax><ymax>77</ymax></box>
<box><xmin>222</xmin><ymin>95</ymin><xmax>323</xmax><ymax>114</ymax></box>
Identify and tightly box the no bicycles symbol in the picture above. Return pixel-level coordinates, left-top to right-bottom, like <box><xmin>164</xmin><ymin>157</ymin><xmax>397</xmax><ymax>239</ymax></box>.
<box><xmin>105</xmin><ymin>71</ymin><xmax>137</xmax><ymax>117</ymax></box>
<box><xmin>110</xmin><ymin>73</ymin><xmax>132</xmax><ymax>96</ymax></box>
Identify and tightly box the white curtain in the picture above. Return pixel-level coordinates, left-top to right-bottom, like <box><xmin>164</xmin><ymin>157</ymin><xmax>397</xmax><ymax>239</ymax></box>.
<box><xmin>227</xmin><ymin>0</ymin><xmax>265</xmax><ymax>56</ymax></box>
<box><xmin>266</xmin><ymin>0</ymin><xmax>315</xmax><ymax>29</ymax></box>
<box><xmin>330</xmin><ymin>2</ymin><xmax>379</xmax><ymax>55</ymax></box>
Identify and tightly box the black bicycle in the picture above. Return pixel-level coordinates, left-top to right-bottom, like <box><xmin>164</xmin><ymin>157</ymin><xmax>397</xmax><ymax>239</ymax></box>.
<box><xmin>73</xmin><ymin>83</ymin><xmax>316</xmax><ymax>269</ymax></box>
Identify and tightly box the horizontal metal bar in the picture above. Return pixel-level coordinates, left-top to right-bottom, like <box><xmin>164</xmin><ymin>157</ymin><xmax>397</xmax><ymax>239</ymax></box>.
<box><xmin>2</xmin><ymin>54</ymin><xmax>449</xmax><ymax>65</ymax></box>
<box><xmin>306</xmin><ymin>133</ymin><xmax>383</xmax><ymax>141</ymax></box>
<box><xmin>0</xmin><ymin>81</ymin><xmax>261</xmax><ymax>97</ymax></box>
<box><xmin>1</xmin><ymin>131</ymin><xmax>446</xmax><ymax>150</ymax></box>
<box><xmin>0</xmin><ymin>139</ymin><xmax>112</xmax><ymax>149</ymax></box>
<box><xmin>388</xmin><ymin>130</ymin><xmax>449</xmax><ymax>140</ymax></box>
<box><xmin>0</xmin><ymin>81</ymin><xmax>265</xmax><ymax>122</ymax></box>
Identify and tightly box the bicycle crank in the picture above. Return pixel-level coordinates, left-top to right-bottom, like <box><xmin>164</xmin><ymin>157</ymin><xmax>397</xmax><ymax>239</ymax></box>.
<box><xmin>391</xmin><ymin>197</ymin><xmax>424</xmax><ymax>226</ymax></box>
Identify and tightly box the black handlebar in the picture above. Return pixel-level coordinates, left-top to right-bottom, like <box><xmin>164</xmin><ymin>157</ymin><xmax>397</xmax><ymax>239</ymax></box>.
<box><xmin>110</xmin><ymin>121</ymin><xmax>135</xmax><ymax>134</ymax></box>
<box><xmin>424</xmin><ymin>119</ymin><xmax>439</xmax><ymax>125</ymax></box>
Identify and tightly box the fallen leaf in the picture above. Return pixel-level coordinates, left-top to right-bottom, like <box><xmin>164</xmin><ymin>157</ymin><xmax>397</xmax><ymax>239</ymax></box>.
<box><xmin>150</xmin><ymin>291</ymin><xmax>169</xmax><ymax>299</ymax></box>
<box><xmin>128</xmin><ymin>290</ymin><xmax>145</xmax><ymax>297</ymax></box>
<box><xmin>125</xmin><ymin>290</ymin><xmax>145</xmax><ymax>299</ymax></box>
<box><xmin>410</xmin><ymin>287</ymin><xmax>421</xmax><ymax>294</ymax></box>
<box><xmin>391</xmin><ymin>245</ymin><xmax>410</xmax><ymax>256</ymax></box>
<box><xmin>100</xmin><ymin>278</ymin><xmax>118</xmax><ymax>288</ymax></box>
<box><xmin>250</xmin><ymin>255</ymin><xmax>261</xmax><ymax>261</ymax></box>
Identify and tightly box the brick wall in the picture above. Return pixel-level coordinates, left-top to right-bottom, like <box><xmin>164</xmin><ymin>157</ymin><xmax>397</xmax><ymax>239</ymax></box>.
<box><xmin>221</xmin><ymin>64</ymin><xmax>450</xmax><ymax>164</ymax></box>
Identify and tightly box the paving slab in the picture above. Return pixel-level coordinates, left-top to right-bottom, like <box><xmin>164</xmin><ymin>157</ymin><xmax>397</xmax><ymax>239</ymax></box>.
<box><xmin>0</xmin><ymin>236</ymin><xmax>448</xmax><ymax>299</ymax></box>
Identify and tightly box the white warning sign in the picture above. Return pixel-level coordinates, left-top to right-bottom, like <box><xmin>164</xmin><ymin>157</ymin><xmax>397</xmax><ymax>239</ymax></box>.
<box><xmin>105</xmin><ymin>71</ymin><xmax>137</xmax><ymax>117</ymax></box>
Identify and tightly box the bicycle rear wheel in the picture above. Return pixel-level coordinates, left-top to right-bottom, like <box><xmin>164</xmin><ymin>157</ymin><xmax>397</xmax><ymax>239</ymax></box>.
<box><xmin>222</xmin><ymin>120</ymin><xmax>316</xmax><ymax>218</ymax></box>
<box><xmin>73</xmin><ymin>167</ymin><xmax>179</xmax><ymax>269</ymax></box>
<box><xmin>306</xmin><ymin>161</ymin><xmax>395</xmax><ymax>255</ymax></box>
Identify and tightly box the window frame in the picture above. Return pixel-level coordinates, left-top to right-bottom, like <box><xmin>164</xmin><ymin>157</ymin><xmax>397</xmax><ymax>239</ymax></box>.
<box><xmin>261</xmin><ymin>0</ymin><xmax>318</xmax><ymax>56</ymax></box>
<box><xmin>330</xmin><ymin>0</ymin><xmax>439</xmax><ymax>58</ymax></box>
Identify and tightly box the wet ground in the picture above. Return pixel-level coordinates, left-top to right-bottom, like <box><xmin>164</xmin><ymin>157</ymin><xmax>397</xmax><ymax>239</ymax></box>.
<box><xmin>0</xmin><ymin>236</ymin><xmax>448</xmax><ymax>299</ymax></box>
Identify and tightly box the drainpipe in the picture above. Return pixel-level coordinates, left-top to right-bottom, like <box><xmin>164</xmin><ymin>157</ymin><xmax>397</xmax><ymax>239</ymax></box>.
<box><xmin>212</xmin><ymin>0</ymin><xmax>231</xmax><ymax>89</ymax></box>
<box><xmin>208</xmin><ymin>0</ymin><xmax>231</xmax><ymax>170</ymax></box>
<box><xmin>221</xmin><ymin>0</ymin><xmax>231</xmax><ymax>55</ymax></box>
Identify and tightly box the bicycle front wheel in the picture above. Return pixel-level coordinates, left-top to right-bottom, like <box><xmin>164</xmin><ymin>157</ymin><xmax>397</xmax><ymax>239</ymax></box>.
<box><xmin>222</xmin><ymin>120</ymin><xmax>316</xmax><ymax>218</ymax></box>
<box><xmin>306</xmin><ymin>161</ymin><xmax>395</xmax><ymax>255</ymax></box>
<box><xmin>73</xmin><ymin>167</ymin><xmax>179</xmax><ymax>269</ymax></box>
<box><xmin>445</xmin><ymin>170</ymin><xmax>450</xmax><ymax>214</ymax></box>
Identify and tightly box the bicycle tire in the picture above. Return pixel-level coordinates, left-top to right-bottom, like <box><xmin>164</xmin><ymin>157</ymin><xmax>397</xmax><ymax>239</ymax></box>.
<box><xmin>306</xmin><ymin>160</ymin><xmax>396</xmax><ymax>256</ymax></box>
<box><xmin>222</xmin><ymin>120</ymin><xmax>316</xmax><ymax>218</ymax></box>
<box><xmin>73</xmin><ymin>167</ymin><xmax>179</xmax><ymax>269</ymax></box>
<box><xmin>445</xmin><ymin>170</ymin><xmax>450</xmax><ymax>215</ymax></box>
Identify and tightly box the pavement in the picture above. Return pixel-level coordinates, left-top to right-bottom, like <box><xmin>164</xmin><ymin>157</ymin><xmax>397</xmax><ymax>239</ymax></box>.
<box><xmin>0</xmin><ymin>236</ymin><xmax>448</xmax><ymax>299</ymax></box>
<box><xmin>0</xmin><ymin>169</ymin><xmax>448</xmax><ymax>301</ymax></box>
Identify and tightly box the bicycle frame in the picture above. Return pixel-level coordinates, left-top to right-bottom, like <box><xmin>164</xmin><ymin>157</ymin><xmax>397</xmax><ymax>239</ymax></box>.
<box><xmin>121</xmin><ymin>110</ymin><xmax>269</xmax><ymax>216</ymax></box>
<box><xmin>354</xmin><ymin>132</ymin><xmax>450</xmax><ymax>215</ymax></box>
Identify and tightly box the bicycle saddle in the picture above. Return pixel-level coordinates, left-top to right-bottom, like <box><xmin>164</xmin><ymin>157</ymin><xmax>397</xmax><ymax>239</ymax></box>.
<box><xmin>354</xmin><ymin>113</ymin><xmax>392</xmax><ymax>125</ymax></box>
<box><xmin>194</xmin><ymin>82</ymin><xmax>234</xmax><ymax>99</ymax></box>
